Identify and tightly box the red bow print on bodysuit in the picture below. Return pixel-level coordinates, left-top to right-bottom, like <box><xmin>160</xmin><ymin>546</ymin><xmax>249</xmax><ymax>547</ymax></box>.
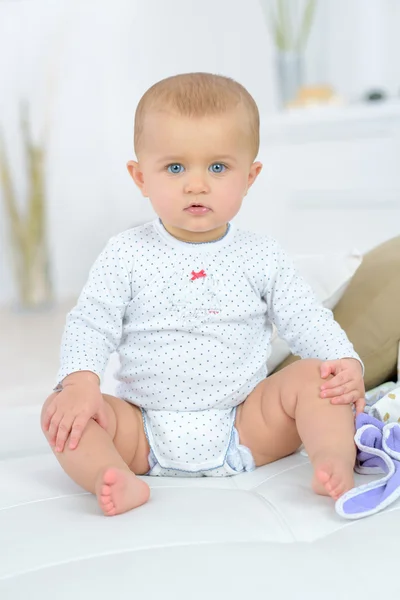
<box><xmin>190</xmin><ymin>269</ymin><xmax>207</xmax><ymax>281</ymax></box>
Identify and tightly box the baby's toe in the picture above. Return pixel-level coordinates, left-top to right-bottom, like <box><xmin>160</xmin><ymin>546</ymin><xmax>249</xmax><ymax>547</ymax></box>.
<box><xmin>105</xmin><ymin>507</ymin><xmax>117</xmax><ymax>517</ymax></box>
<box><xmin>101</xmin><ymin>496</ymin><xmax>114</xmax><ymax>509</ymax></box>
<box><xmin>316</xmin><ymin>468</ymin><xmax>331</xmax><ymax>485</ymax></box>
<box><xmin>330</xmin><ymin>482</ymin><xmax>343</xmax><ymax>500</ymax></box>
<box><xmin>101</xmin><ymin>484</ymin><xmax>112</xmax><ymax>497</ymax></box>
<box><xmin>100</xmin><ymin>494</ymin><xmax>116</xmax><ymax>514</ymax></box>
<box><xmin>327</xmin><ymin>472</ymin><xmax>341</xmax><ymax>492</ymax></box>
<box><xmin>103</xmin><ymin>469</ymin><xmax>118</xmax><ymax>486</ymax></box>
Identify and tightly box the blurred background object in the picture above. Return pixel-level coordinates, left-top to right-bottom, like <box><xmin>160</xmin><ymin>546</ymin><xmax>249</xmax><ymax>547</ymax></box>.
<box><xmin>287</xmin><ymin>84</ymin><xmax>343</xmax><ymax>108</ymax></box>
<box><xmin>261</xmin><ymin>0</ymin><xmax>400</xmax><ymax>110</ymax></box>
<box><xmin>260</xmin><ymin>0</ymin><xmax>318</xmax><ymax>107</ymax></box>
<box><xmin>0</xmin><ymin>103</ymin><xmax>52</xmax><ymax>311</ymax></box>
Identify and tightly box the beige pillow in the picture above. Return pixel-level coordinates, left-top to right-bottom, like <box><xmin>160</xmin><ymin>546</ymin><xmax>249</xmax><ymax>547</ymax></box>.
<box><xmin>274</xmin><ymin>236</ymin><xmax>400</xmax><ymax>391</ymax></box>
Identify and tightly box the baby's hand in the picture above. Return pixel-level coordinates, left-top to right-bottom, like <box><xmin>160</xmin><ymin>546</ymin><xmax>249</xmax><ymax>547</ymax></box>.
<box><xmin>41</xmin><ymin>377</ymin><xmax>108</xmax><ymax>452</ymax></box>
<box><xmin>319</xmin><ymin>358</ymin><xmax>365</xmax><ymax>415</ymax></box>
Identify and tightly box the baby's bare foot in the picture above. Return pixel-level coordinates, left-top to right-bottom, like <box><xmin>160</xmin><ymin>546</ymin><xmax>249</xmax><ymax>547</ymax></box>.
<box><xmin>312</xmin><ymin>456</ymin><xmax>355</xmax><ymax>501</ymax></box>
<box><xmin>95</xmin><ymin>467</ymin><xmax>150</xmax><ymax>516</ymax></box>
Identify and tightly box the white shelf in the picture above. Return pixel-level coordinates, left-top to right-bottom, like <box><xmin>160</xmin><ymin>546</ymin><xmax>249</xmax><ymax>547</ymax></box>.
<box><xmin>261</xmin><ymin>100</ymin><xmax>400</xmax><ymax>143</ymax></box>
<box><xmin>256</xmin><ymin>100</ymin><xmax>400</xmax><ymax>211</ymax></box>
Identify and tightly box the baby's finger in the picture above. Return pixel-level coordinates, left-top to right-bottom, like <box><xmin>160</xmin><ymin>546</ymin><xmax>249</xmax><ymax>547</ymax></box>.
<box><xmin>321</xmin><ymin>383</ymin><xmax>351</xmax><ymax>399</ymax></box>
<box><xmin>320</xmin><ymin>371</ymin><xmax>351</xmax><ymax>391</ymax></box>
<box><xmin>48</xmin><ymin>411</ymin><xmax>64</xmax><ymax>446</ymax></box>
<box><xmin>330</xmin><ymin>391</ymin><xmax>359</xmax><ymax>406</ymax></box>
<box><xmin>69</xmin><ymin>413</ymin><xmax>90</xmax><ymax>450</ymax></box>
<box><xmin>42</xmin><ymin>402</ymin><xmax>58</xmax><ymax>432</ymax></box>
<box><xmin>54</xmin><ymin>414</ymin><xmax>75</xmax><ymax>453</ymax></box>
<box><xmin>355</xmin><ymin>397</ymin><xmax>366</xmax><ymax>415</ymax></box>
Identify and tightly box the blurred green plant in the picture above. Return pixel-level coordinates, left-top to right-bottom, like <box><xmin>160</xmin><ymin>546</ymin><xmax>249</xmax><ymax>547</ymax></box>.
<box><xmin>261</xmin><ymin>0</ymin><xmax>318</xmax><ymax>52</ymax></box>
<box><xmin>0</xmin><ymin>102</ymin><xmax>52</xmax><ymax>309</ymax></box>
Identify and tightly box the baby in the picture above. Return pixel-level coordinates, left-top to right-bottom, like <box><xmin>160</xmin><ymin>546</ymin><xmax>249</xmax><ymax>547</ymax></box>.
<box><xmin>41</xmin><ymin>72</ymin><xmax>365</xmax><ymax>516</ymax></box>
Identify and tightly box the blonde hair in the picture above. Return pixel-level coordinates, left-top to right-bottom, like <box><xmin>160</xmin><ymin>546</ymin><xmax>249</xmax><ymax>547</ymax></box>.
<box><xmin>134</xmin><ymin>72</ymin><xmax>260</xmax><ymax>159</ymax></box>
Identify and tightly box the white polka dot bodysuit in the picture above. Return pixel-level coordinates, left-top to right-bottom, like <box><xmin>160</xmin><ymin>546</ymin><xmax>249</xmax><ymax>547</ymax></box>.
<box><xmin>56</xmin><ymin>218</ymin><xmax>361</xmax><ymax>474</ymax></box>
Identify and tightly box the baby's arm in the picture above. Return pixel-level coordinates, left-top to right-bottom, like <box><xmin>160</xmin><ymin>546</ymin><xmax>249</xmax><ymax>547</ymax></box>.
<box><xmin>56</xmin><ymin>235</ymin><xmax>132</xmax><ymax>386</ymax></box>
<box><xmin>48</xmin><ymin>235</ymin><xmax>133</xmax><ymax>449</ymax></box>
<box><xmin>262</xmin><ymin>239</ymin><xmax>362</xmax><ymax>368</ymax></box>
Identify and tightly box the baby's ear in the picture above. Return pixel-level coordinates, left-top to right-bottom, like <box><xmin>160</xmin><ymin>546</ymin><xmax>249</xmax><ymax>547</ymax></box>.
<box><xmin>127</xmin><ymin>161</ymin><xmax>148</xmax><ymax>196</ymax></box>
<box><xmin>246</xmin><ymin>161</ymin><xmax>263</xmax><ymax>191</ymax></box>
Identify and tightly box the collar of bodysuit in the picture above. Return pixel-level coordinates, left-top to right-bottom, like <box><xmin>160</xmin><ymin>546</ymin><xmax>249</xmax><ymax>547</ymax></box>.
<box><xmin>153</xmin><ymin>217</ymin><xmax>236</xmax><ymax>251</ymax></box>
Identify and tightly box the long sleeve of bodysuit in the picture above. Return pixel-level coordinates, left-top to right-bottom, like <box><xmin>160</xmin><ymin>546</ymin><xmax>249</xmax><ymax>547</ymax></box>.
<box><xmin>262</xmin><ymin>238</ymin><xmax>363</xmax><ymax>369</ymax></box>
<box><xmin>55</xmin><ymin>236</ymin><xmax>132</xmax><ymax>386</ymax></box>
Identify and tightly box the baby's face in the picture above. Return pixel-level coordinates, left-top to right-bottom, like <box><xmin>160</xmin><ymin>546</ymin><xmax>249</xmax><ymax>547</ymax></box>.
<box><xmin>128</xmin><ymin>109</ymin><xmax>262</xmax><ymax>242</ymax></box>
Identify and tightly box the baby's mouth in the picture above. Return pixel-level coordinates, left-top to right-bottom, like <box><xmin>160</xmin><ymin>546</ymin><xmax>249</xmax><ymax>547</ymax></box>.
<box><xmin>184</xmin><ymin>204</ymin><xmax>211</xmax><ymax>214</ymax></box>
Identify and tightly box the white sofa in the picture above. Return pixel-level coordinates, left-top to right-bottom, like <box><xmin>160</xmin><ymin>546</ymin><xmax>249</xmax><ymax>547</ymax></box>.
<box><xmin>1</xmin><ymin>403</ymin><xmax>399</xmax><ymax>600</ymax></box>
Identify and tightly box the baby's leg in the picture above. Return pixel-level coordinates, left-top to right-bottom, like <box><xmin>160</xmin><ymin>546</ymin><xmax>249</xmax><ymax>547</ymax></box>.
<box><xmin>41</xmin><ymin>394</ymin><xmax>150</xmax><ymax>516</ymax></box>
<box><xmin>235</xmin><ymin>359</ymin><xmax>356</xmax><ymax>500</ymax></box>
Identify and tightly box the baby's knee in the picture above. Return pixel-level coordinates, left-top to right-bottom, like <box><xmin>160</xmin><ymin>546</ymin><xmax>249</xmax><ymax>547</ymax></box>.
<box><xmin>290</xmin><ymin>358</ymin><xmax>326</xmax><ymax>384</ymax></box>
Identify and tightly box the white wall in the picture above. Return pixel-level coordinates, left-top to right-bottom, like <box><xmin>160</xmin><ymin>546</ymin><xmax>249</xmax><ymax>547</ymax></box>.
<box><xmin>0</xmin><ymin>0</ymin><xmax>399</xmax><ymax>306</ymax></box>
<box><xmin>305</xmin><ymin>0</ymin><xmax>400</xmax><ymax>99</ymax></box>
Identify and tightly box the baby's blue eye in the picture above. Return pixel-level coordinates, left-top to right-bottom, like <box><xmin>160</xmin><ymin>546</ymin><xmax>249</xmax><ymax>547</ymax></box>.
<box><xmin>209</xmin><ymin>163</ymin><xmax>226</xmax><ymax>174</ymax></box>
<box><xmin>166</xmin><ymin>163</ymin><xmax>227</xmax><ymax>174</ymax></box>
<box><xmin>167</xmin><ymin>164</ymin><xmax>184</xmax><ymax>174</ymax></box>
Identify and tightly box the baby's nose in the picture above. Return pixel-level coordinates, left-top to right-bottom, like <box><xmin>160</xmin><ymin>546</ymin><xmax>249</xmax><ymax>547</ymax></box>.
<box><xmin>183</xmin><ymin>175</ymin><xmax>210</xmax><ymax>194</ymax></box>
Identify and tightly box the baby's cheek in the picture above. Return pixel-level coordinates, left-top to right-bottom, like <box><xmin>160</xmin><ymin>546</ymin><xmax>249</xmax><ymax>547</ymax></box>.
<box><xmin>230</xmin><ymin>174</ymin><xmax>250</xmax><ymax>197</ymax></box>
<box><xmin>149</xmin><ymin>190</ymin><xmax>177</xmax><ymax>214</ymax></box>
<box><xmin>217</xmin><ymin>179</ymin><xmax>241</xmax><ymax>202</ymax></box>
